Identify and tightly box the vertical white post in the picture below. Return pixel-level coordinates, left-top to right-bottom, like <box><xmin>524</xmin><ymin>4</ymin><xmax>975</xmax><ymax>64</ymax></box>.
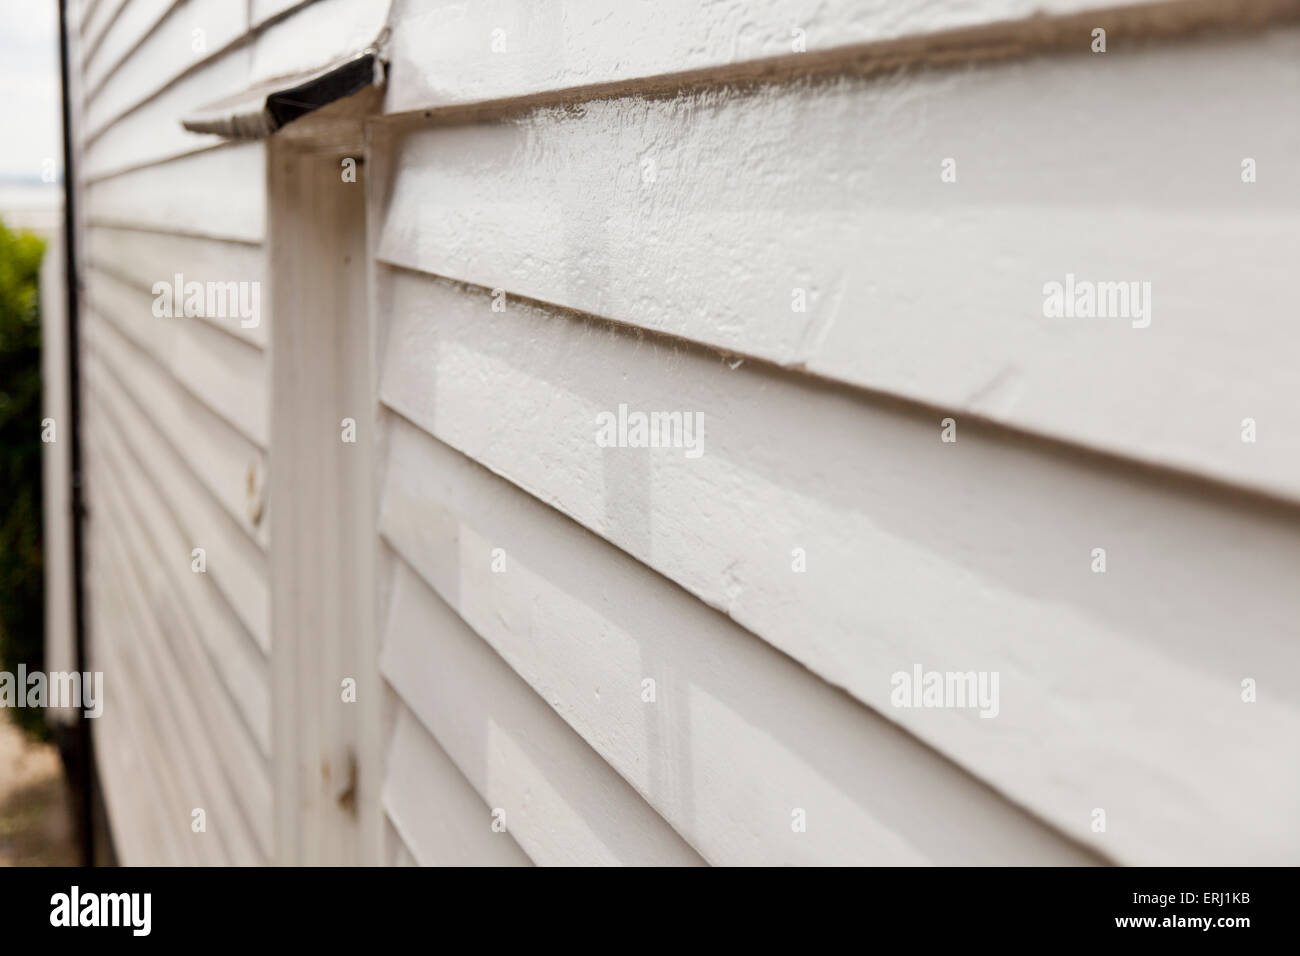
<box><xmin>268</xmin><ymin>137</ymin><xmax>374</xmax><ymax>866</ymax></box>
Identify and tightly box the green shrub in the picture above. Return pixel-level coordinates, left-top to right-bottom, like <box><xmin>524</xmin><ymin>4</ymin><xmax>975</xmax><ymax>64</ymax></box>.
<box><xmin>0</xmin><ymin>216</ymin><xmax>47</xmax><ymax>739</ymax></box>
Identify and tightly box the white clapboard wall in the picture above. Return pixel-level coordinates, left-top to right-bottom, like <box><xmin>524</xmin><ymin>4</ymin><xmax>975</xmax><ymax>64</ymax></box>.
<box><xmin>75</xmin><ymin>0</ymin><xmax>273</xmax><ymax>863</ymax></box>
<box><xmin>369</xmin><ymin>0</ymin><xmax>1300</xmax><ymax>867</ymax></box>
<box><xmin>64</xmin><ymin>0</ymin><xmax>1300</xmax><ymax>866</ymax></box>
<box><xmin>70</xmin><ymin>0</ymin><xmax>389</xmax><ymax>865</ymax></box>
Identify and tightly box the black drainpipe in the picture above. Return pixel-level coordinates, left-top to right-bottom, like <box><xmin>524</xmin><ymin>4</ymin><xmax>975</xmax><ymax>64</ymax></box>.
<box><xmin>57</xmin><ymin>0</ymin><xmax>95</xmax><ymax>867</ymax></box>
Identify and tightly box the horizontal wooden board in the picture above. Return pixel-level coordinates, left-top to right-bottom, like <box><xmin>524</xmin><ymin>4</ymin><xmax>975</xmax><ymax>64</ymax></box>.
<box><xmin>87</xmin><ymin>554</ymin><xmax>189</xmax><ymax>865</ymax></box>
<box><xmin>82</xmin><ymin>0</ymin><xmax>387</xmax><ymax>164</ymax></box>
<box><xmin>84</xmin><ymin>471</ymin><xmax>170</xmax><ymax>866</ymax></box>
<box><xmin>377</xmin><ymin>267</ymin><xmax>1300</xmax><ymax>864</ymax></box>
<box><xmin>248</xmin><ymin>0</ymin><xmax>389</xmax><ymax>87</ymax></box>
<box><xmin>87</xmin><ymin>350</ymin><xmax>270</xmax><ymax>653</ymax></box>
<box><xmin>382</xmin><ymin>0</ymin><xmax>1227</xmax><ymax>114</ymax></box>
<box><xmin>83</xmin><ymin>0</ymin><xmax>247</xmax><ymax>139</ymax></box>
<box><xmin>382</xmin><ymin>699</ymin><xmax>533</xmax><ymax>866</ymax></box>
<box><xmin>88</xmin><ymin>427</ymin><xmax>275</xmax><ymax>856</ymax></box>
<box><xmin>380</xmin><ymin>412</ymin><xmax>1101</xmax><ymax>864</ymax></box>
<box><xmin>83</xmin><ymin>313</ymin><xmax>270</xmax><ymax>548</ymax></box>
<box><xmin>80</xmin><ymin>0</ymin><xmax>130</xmax><ymax>67</ymax></box>
<box><xmin>380</xmin><ymin>554</ymin><xmax>706</xmax><ymax>866</ymax></box>
<box><xmin>87</xmin><ymin>439</ymin><xmax>266</xmax><ymax>863</ymax></box>
<box><xmin>85</xmin><ymin>463</ymin><xmax>211</xmax><ymax>864</ymax></box>
<box><xmin>83</xmin><ymin>0</ymin><xmax>176</xmax><ymax>98</ymax></box>
<box><xmin>377</xmin><ymin>28</ymin><xmax>1300</xmax><ymax>500</ymax></box>
<box><xmin>84</xmin><ymin>372</ymin><xmax>274</xmax><ymax>759</ymax></box>
<box><xmin>79</xmin><ymin>3</ymin><xmax>384</xmax><ymax>181</ymax></box>
<box><xmin>85</xmin><ymin>265</ymin><xmax>269</xmax><ymax>447</ymax></box>
<box><xmin>85</xmin><ymin>143</ymin><xmax>266</xmax><ymax>243</ymax></box>
<box><xmin>251</xmin><ymin>0</ymin><xmax>307</xmax><ymax>28</ymax></box>
<box><xmin>86</xmin><ymin>224</ymin><xmax>268</xmax><ymax>348</ymax></box>
<box><xmin>82</xmin><ymin>48</ymin><xmax>245</xmax><ymax>181</ymax></box>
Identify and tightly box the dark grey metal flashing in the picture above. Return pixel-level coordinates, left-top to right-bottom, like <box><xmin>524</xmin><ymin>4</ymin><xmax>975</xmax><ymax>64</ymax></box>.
<box><xmin>182</xmin><ymin>49</ymin><xmax>384</xmax><ymax>139</ymax></box>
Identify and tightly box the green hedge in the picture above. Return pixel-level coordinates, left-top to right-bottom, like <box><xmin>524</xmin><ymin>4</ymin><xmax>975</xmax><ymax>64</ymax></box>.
<box><xmin>0</xmin><ymin>216</ymin><xmax>47</xmax><ymax>739</ymax></box>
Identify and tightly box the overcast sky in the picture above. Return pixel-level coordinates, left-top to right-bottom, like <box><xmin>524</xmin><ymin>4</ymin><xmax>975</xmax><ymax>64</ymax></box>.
<box><xmin>0</xmin><ymin>0</ymin><xmax>62</xmax><ymax>181</ymax></box>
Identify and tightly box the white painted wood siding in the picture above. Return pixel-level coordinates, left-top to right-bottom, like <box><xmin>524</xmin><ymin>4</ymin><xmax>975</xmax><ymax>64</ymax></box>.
<box><xmin>70</xmin><ymin>0</ymin><xmax>394</xmax><ymax>865</ymax></box>
<box><xmin>70</xmin><ymin>0</ymin><xmax>398</xmax><ymax>864</ymax></box>
<box><xmin>371</xmin><ymin>1</ymin><xmax>1300</xmax><ymax>865</ymax></box>
<box><xmin>64</xmin><ymin>0</ymin><xmax>1300</xmax><ymax>866</ymax></box>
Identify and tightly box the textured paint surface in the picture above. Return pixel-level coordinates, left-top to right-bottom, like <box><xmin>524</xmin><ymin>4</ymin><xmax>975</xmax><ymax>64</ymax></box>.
<box><xmin>386</xmin><ymin>0</ymin><xmax>1151</xmax><ymax>113</ymax></box>
<box><xmin>380</xmin><ymin>411</ymin><xmax>1102</xmax><ymax>865</ymax></box>
<box><xmin>376</xmin><ymin>268</ymin><xmax>1300</xmax><ymax>865</ymax></box>
<box><xmin>380</xmin><ymin>30</ymin><xmax>1300</xmax><ymax>499</ymax></box>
